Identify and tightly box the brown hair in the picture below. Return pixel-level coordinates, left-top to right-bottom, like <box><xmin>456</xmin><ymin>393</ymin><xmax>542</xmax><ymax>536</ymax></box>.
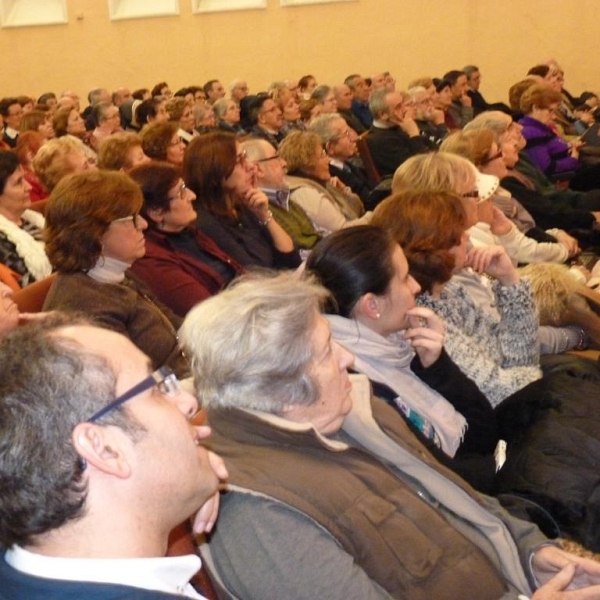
<box><xmin>20</xmin><ymin>110</ymin><xmax>50</xmax><ymax>134</ymax></box>
<box><xmin>52</xmin><ymin>107</ymin><xmax>75</xmax><ymax>138</ymax></box>
<box><xmin>15</xmin><ymin>131</ymin><xmax>45</xmax><ymax>166</ymax></box>
<box><xmin>128</xmin><ymin>161</ymin><xmax>180</xmax><ymax>229</ymax></box>
<box><xmin>165</xmin><ymin>97</ymin><xmax>187</xmax><ymax>122</ymax></box>
<box><xmin>183</xmin><ymin>131</ymin><xmax>237</xmax><ymax>219</ymax></box>
<box><xmin>44</xmin><ymin>170</ymin><xmax>142</xmax><ymax>273</ymax></box>
<box><xmin>372</xmin><ymin>190</ymin><xmax>466</xmax><ymax>292</ymax></box>
<box><xmin>97</xmin><ymin>132</ymin><xmax>143</xmax><ymax>171</ymax></box>
<box><xmin>33</xmin><ymin>137</ymin><xmax>88</xmax><ymax>193</ymax></box>
<box><xmin>140</xmin><ymin>121</ymin><xmax>179</xmax><ymax>161</ymax></box>
<box><xmin>519</xmin><ymin>83</ymin><xmax>561</xmax><ymax>114</ymax></box>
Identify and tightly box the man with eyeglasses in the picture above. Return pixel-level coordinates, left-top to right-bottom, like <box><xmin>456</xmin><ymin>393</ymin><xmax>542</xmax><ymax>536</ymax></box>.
<box><xmin>248</xmin><ymin>94</ymin><xmax>285</xmax><ymax>150</ymax></box>
<box><xmin>406</xmin><ymin>85</ymin><xmax>449</xmax><ymax>148</ymax></box>
<box><xmin>243</xmin><ymin>137</ymin><xmax>321</xmax><ymax>257</ymax></box>
<box><xmin>309</xmin><ymin>114</ymin><xmax>373</xmax><ymax>206</ymax></box>
<box><xmin>0</xmin><ymin>314</ymin><xmax>227</xmax><ymax>599</ymax></box>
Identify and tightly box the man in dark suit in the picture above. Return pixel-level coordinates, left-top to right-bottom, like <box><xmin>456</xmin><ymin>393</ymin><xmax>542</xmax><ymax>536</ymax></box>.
<box><xmin>366</xmin><ymin>88</ymin><xmax>429</xmax><ymax>177</ymax></box>
<box><xmin>310</xmin><ymin>113</ymin><xmax>372</xmax><ymax>205</ymax></box>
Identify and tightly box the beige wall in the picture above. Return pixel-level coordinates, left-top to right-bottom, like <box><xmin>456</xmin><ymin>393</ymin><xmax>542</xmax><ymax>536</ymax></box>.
<box><xmin>0</xmin><ymin>0</ymin><xmax>597</xmax><ymax>105</ymax></box>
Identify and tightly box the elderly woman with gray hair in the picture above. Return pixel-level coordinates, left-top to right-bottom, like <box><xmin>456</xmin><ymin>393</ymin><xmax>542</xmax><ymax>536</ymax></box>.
<box><xmin>180</xmin><ymin>270</ymin><xmax>599</xmax><ymax>600</ymax></box>
<box><xmin>214</xmin><ymin>98</ymin><xmax>246</xmax><ymax>135</ymax></box>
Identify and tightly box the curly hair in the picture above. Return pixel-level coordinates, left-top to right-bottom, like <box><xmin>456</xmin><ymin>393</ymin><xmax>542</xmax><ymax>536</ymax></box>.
<box><xmin>279</xmin><ymin>130</ymin><xmax>322</xmax><ymax>174</ymax></box>
<box><xmin>97</xmin><ymin>132</ymin><xmax>143</xmax><ymax>171</ymax></box>
<box><xmin>165</xmin><ymin>97</ymin><xmax>187</xmax><ymax>122</ymax></box>
<box><xmin>33</xmin><ymin>137</ymin><xmax>88</xmax><ymax>193</ymax></box>
<box><xmin>372</xmin><ymin>190</ymin><xmax>466</xmax><ymax>292</ymax></box>
<box><xmin>140</xmin><ymin>121</ymin><xmax>179</xmax><ymax>161</ymax></box>
<box><xmin>44</xmin><ymin>170</ymin><xmax>143</xmax><ymax>273</ymax></box>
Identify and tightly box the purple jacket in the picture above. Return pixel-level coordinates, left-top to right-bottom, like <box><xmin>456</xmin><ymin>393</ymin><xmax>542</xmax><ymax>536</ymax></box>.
<box><xmin>518</xmin><ymin>115</ymin><xmax>580</xmax><ymax>177</ymax></box>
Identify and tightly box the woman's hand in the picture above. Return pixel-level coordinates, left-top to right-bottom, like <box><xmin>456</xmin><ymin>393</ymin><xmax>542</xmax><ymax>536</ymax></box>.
<box><xmin>532</xmin><ymin>545</ymin><xmax>600</xmax><ymax>593</ymax></box>
<box><xmin>404</xmin><ymin>307</ymin><xmax>445</xmax><ymax>368</ymax></box>
<box><xmin>466</xmin><ymin>245</ymin><xmax>520</xmax><ymax>286</ymax></box>
<box><xmin>329</xmin><ymin>176</ymin><xmax>351</xmax><ymax>194</ymax></box>
<box><xmin>241</xmin><ymin>188</ymin><xmax>271</xmax><ymax>222</ymax></box>
<box><xmin>554</xmin><ymin>230</ymin><xmax>580</xmax><ymax>257</ymax></box>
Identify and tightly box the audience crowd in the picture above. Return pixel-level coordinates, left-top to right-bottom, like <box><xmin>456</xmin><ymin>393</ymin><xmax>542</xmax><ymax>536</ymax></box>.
<box><xmin>3</xmin><ymin>61</ymin><xmax>600</xmax><ymax>600</ymax></box>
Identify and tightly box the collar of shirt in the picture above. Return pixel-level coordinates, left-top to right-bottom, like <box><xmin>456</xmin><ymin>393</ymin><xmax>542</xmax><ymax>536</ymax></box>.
<box><xmin>5</xmin><ymin>126</ymin><xmax>18</xmax><ymax>139</ymax></box>
<box><xmin>260</xmin><ymin>186</ymin><xmax>290</xmax><ymax>211</ymax></box>
<box><xmin>329</xmin><ymin>158</ymin><xmax>345</xmax><ymax>170</ymax></box>
<box><xmin>6</xmin><ymin>545</ymin><xmax>206</xmax><ymax>599</ymax></box>
<box><xmin>372</xmin><ymin>119</ymin><xmax>394</xmax><ymax>130</ymax></box>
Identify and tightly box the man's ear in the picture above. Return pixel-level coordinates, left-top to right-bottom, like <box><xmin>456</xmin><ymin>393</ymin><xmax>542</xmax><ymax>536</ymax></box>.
<box><xmin>72</xmin><ymin>422</ymin><xmax>132</xmax><ymax>480</ymax></box>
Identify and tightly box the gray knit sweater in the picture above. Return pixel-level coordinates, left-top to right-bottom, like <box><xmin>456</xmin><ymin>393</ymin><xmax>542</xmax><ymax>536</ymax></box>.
<box><xmin>416</xmin><ymin>279</ymin><xmax>542</xmax><ymax>407</ymax></box>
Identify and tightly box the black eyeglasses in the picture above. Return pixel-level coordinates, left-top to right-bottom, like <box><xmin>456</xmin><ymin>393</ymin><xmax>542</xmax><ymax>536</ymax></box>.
<box><xmin>255</xmin><ymin>153</ymin><xmax>281</xmax><ymax>163</ymax></box>
<box><xmin>462</xmin><ymin>189</ymin><xmax>480</xmax><ymax>198</ymax></box>
<box><xmin>481</xmin><ymin>150</ymin><xmax>503</xmax><ymax>165</ymax></box>
<box><xmin>87</xmin><ymin>366</ymin><xmax>181</xmax><ymax>423</ymax></box>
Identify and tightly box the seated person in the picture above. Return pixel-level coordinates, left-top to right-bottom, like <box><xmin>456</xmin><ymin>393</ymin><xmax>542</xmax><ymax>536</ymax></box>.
<box><xmin>97</xmin><ymin>131</ymin><xmax>150</xmax><ymax>172</ymax></box>
<box><xmin>129</xmin><ymin>161</ymin><xmax>243</xmax><ymax>317</ymax></box>
<box><xmin>183</xmin><ymin>131</ymin><xmax>300</xmax><ymax>269</ymax></box>
<box><xmin>0</xmin><ymin>314</ymin><xmax>227</xmax><ymax>599</ymax></box>
<box><xmin>243</xmin><ymin>137</ymin><xmax>321</xmax><ymax>256</ymax></box>
<box><xmin>406</xmin><ymin>85</ymin><xmax>449</xmax><ymax>148</ymax></box>
<box><xmin>279</xmin><ymin>130</ymin><xmax>372</xmax><ymax>236</ymax></box>
<box><xmin>214</xmin><ymin>98</ymin><xmax>246</xmax><ymax>135</ymax></box>
<box><xmin>135</xmin><ymin>97</ymin><xmax>169</xmax><ymax>129</ymax></box>
<box><xmin>248</xmin><ymin>93</ymin><xmax>286</xmax><ymax>149</ymax></box>
<box><xmin>309</xmin><ymin>114</ymin><xmax>374</xmax><ymax>206</ymax></box>
<box><xmin>141</xmin><ymin>121</ymin><xmax>185</xmax><ymax>167</ymax></box>
<box><xmin>345</xmin><ymin>73</ymin><xmax>372</xmax><ymax>129</ymax></box>
<box><xmin>90</xmin><ymin>102</ymin><xmax>122</xmax><ymax>151</ymax></box>
<box><xmin>15</xmin><ymin>131</ymin><xmax>47</xmax><ymax>202</ymax></box>
<box><xmin>310</xmin><ymin>85</ymin><xmax>338</xmax><ymax>114</ymax></box>
<box><xmin>33</xmin><ymin>136</ymin><xmax>97</xmax><ymax>194</ymax></box>
<box><xmin>519</xmin><ymin>84</ymin><xmax>600</xmax><ymax>191</ymax></box>
<box><xmin>180</xmin><ymin>270</ymin><xmax>600</xmax><ymax>600</ymax></box>
<box><xmin>442</xmin><ymin>69</ymin><xmax>475</xmax><ymax>129</ymax></box>
<box><xmin>166</xmin><ymin>96</ymin><xmax>198</xmax><ymax>144</ymax></box>
<box><xmin>306</xmin><ymin>225</ymin><xmax>499</xmax><ymax>491</ymax></box>
<box><xmin>43</xmin><ymin>170</ymin><xmax>189</xmax><ymax>378</ymax></box>
<box><xmin>0</xmin><ymin>150</ymin><xmax>51</xmax><ymax>287</ymax></box>
<box><xmin>19</xmin><ymin>110</ymin><xmax>54</xmax><ymax>141</ymax></box>
<box><xmin>366</xmin><ymin>88</ymin><xmax>429</xmax><ymax>177</ymax></box>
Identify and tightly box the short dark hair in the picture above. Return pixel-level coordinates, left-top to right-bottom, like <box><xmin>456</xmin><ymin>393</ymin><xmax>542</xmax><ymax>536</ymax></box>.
<box><xmin>306</xmin><ymin>225</ymin><xmax>396</xmax><ymax>317</ymax></box>
<box><xmin>151</xmin><ymin>81</ymin><xmax>169</xmax><ymax>98</ymax></box>
<box><xmin>0</xmin><ymin>314</ymin><xmax>144</xmax><ymax>548</ymax></box>
<box><xmin>0</xmin><ymin>97</ymin><xmax>19</xmax><ymax>118</ymax></box>
<box><xmin>443</xmin><ymin>70</ymin><xmax>466</xmax><ymax>86</ymax></box>
<box><xmin>140</xmin><ymin>121</ymin><xmax>179</xmax><ymax>161</ymax></box>
<box><xmin>136</xmin><ymin>97</ymin><xmax>163</xmax><ymax>125</ymax></box>
<box><xmin>203</xmin><ymin>80</ymin><xmax>219</xmax><ymax>97</ymax></box>
<box><xmin>129</xmin><ymin>161</ymin><xmax>180</xmax><ymax>229</ymax></box>
<box><xmin>0</xmin><ymin>150</ymin><xmax>19</xmax><ymax>194</ymax></box>
<box><xmin>247</xmin><ymin>93</ymin><xmax>271</xmax><ymax>125</ymax></box>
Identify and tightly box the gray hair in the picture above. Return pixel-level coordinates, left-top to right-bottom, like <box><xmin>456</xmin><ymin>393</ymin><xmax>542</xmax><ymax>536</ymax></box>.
<box><xmin>463</xmin><ymin>65</ymin><xmax>480</xmax><ymax>78</ymax></box>
<box><xmin>392</xmin><ymin>152</ymin><xmax>477</xmax><ymax>195</ymax></box>
<box><xmin>369</xmin><ymin>88</ymin><xmax>389</xmax><ymax>119</ymax></box>
<box><xmin>406</xmin><ymin>86</ymin><xmax>427</xmax><ymax>102</ymax></box>
<box><xmin>242</xmin><ymin>137</ymin><xmax>271</xmax><ymax>162</ymax></box>
<box><xmin>310</xmin><ymin>85</ymin><xmax>332</xmax><ymax>104</ymax></box>
<box><xmin>181</xmin><ymin>272</ymin><xmax>330</xmax><ymax>413</ymax></box>
<box><xmin>0</xmin><ymin>314</ymin><xmax>144</xmax><ymax>548</ymax></box>
<box><xmin>463</xmin><ymin>110</ymin><xmax>512</xmax><ymax>140</ymax></box>
<box><xmin>213</xmin><ymin>98</ymin><xmax>232</xmax><ymax>120</ymax></box>
<box><xmin>308</xmin><ymin>113</ymin><xmax>345</xmax><ymax>145</ymax></box>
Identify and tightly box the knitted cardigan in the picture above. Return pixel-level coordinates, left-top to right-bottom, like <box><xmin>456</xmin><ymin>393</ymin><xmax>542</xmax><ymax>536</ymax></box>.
<box><xmin>416</xmin><ymin>280</ymin><xmax>542</xmax><ymax>407</ymax></box>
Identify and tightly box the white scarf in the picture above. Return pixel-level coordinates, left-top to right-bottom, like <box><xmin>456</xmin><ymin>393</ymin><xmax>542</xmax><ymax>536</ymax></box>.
<box><xmin>0</xmin><ymin>209</ymin><xmax>51</xmax><ymax>282</ymax></box>
<box><xmin>327</xmin><ymin>314</ymin><xmax>467</xmax><ymax>457</ymax></box>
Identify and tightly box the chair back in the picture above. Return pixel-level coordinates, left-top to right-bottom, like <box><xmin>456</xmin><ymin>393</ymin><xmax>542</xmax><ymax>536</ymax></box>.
<box><xmin>356</xmin><ymin>132</ymin><xmax>382</xmax><ymax>186</ymax></box>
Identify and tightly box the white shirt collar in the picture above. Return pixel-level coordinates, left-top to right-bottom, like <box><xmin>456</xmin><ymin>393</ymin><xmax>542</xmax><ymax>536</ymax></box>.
<box><xmin>329</xmin><ymin>158</ymin><xmax>345</xmax><ymax>169</ymax></box>
<box><xmin>87</xmin><ymin>255</ymin><xmax>130</xmax><ymax>283</ymax></box>
<box><xmin>6</xmin><ymin>545</ymin><xmax>206</xmax><ymax>599</ymax></box>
